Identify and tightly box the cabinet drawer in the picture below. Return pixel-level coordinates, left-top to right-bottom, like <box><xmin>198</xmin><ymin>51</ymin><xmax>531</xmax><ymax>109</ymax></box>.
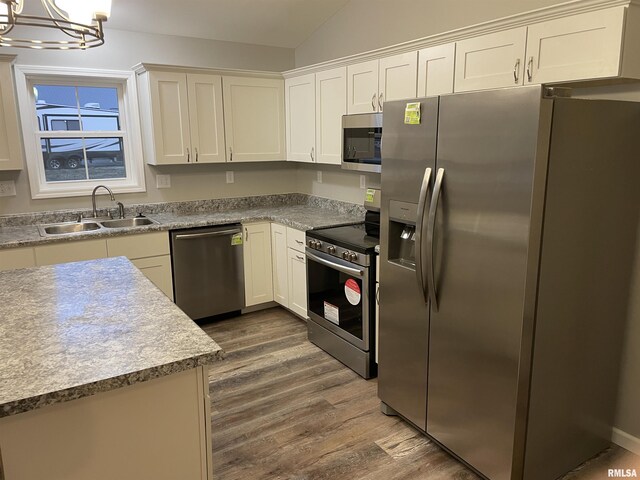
<box><xmin>35</xmin><ymin>240</ymin><xmax>108</xmax><ymax>266</ymax></box>
<box><xmin>131</xmin><ymin>255</ymin><xmax>173</xmax><ymax>300</ymax></box>
<box><xmin>0</xmin><ymin>247</ymin><xmax>36</xmax><ymax>271</ymax></box>
<box><xmin>107</xmin><ymin>232</ymin><xmax>169</xmax><ymax>259</ymax></box>
<box><xmin>286</xmin><ymin>227</ymin><xmax>306</xmax><ymax>252</ymax></box>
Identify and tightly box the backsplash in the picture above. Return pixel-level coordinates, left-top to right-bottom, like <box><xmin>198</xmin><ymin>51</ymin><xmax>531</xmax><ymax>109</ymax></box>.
<box><xmin>0</xmin><ymin>193</ymin><xmax>366</xmax><ymax>228</ymax></box>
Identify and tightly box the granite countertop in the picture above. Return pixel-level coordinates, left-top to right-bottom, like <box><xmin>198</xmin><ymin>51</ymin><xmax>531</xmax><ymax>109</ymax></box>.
<box><xmin>0</xmin><ymin>195</ymin><xmax>365</xmax><ymax>250</ymax></box>
<box><xmin>0</xmin><ymin>257</ymin><xmax>223</xmax><ymax>418</ymax></box>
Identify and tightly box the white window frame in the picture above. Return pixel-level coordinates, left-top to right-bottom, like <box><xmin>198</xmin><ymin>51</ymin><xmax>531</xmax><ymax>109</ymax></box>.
<box><xmin>14</xmin><ymin>65</ymin><xmax>146</xmax><ymax>199</ymax></box>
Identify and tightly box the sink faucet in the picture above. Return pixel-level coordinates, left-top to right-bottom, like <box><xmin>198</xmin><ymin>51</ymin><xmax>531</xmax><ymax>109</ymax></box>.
<box><xmin>91</xmin><ymin>185</ymin><xmax>115</xmax><ymax>218</ymax></box>
<box><xmin>116</xmin><ymin>202</ymin><xmax>125</xmax><ymax>219</ymax></box>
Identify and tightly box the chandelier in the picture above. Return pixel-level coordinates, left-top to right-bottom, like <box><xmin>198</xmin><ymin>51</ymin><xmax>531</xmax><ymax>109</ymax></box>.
<box><xmin>0</xmin><ymin>0</ymin><xmax>111</xmax><ymax>50</ymax></box>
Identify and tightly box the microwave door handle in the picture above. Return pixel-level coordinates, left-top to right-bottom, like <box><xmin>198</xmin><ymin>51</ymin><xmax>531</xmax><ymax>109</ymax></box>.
<box><xmin>305</xmin><ymin>250</ymin><xmax>365</xmax><ymax>277</ymax></box>
<box><xmin>415</xmin><ymin>167</ymin><xmax>432</xmax><ymax>304</ymax></box>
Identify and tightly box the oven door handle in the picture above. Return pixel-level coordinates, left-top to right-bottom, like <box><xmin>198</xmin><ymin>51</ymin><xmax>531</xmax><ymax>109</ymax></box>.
<box><xmin>305</xmin><ymin>250</ymin><xmax>365</xmax><ymax>277</ymax></box>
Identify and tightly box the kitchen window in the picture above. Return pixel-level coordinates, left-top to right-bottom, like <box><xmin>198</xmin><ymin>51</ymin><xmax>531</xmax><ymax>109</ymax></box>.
<box><xmin>14</xmin><ymin>66</ymin><xmax>145</xmax><ymax>199</ymax></box>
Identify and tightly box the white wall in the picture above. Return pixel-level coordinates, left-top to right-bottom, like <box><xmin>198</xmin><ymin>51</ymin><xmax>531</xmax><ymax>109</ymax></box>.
<box><xmin>295</xmin><ymin>0</ymin><xmax>565</xmax><ymax>67</ymax></box>
<box><xmin>296</xmin><ymin>164</ymin><xmax>380</xmax><ymax>205</ymax></box>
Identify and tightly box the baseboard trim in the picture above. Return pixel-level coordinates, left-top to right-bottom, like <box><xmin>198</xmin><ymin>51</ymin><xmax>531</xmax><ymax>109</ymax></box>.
<box><xmin>612</xmin><ymin>427</ymin><xmax>640</xmax><ymax>455</ymax></box>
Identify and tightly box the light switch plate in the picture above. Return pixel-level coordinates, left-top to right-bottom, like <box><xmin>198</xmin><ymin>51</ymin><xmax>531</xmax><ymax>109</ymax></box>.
<box><xmin>0</xmin><ymin>180</ymin><xmax>16</xmax><ymax>197</ymax></box>
<box><xmin>360</xmin><ymin>175</ymin><xmax>366</xmax><ymax>189</ymax></box>
<box><xmin>156</xmin><ymin>174</ymin><xmax>171</xmax><ymax>189</ymax></box>
<box><xmin>226</xmin><ymin>171</ymin><xmax>234</xmax><ymax>184</ymax></box>
<box><xmin>317</xmin><ymin>171</ymin><xmax>323</xmax><ymax>183</ymax></box>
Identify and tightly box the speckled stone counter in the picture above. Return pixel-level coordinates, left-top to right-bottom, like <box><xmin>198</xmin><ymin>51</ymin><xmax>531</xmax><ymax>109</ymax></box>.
<box><xmin>0</xmin><ymin>257</ymin><xmax>223</xmax><ymax>418</ymax></box>
<box><xmin>0</xmin><ymin>194</ymin><xmax>365</xmax><ymax>250</ymax></box>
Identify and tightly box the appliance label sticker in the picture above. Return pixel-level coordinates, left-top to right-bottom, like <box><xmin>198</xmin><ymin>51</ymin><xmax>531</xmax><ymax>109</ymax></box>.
<box><xmin>344</xmin><ymin>279</ymin><xmax>361</xmax><ymax>306</ymax></box>
<box><xmin>324</xmin><ymin>302</ymin><xmax>340</xmax><ymax>324</ymax></box>
<box><xmin>404</xmin><ymin>102</ymin><xmax>421</xmax><ymax>125</ymax></box>
<box><xmin>365</xmin><ymin>188</ymin><xmax>376</xmax><ymax>203</ymax></box>
<box><xmin>231</xmin><ymin>233</ymin><xmax>243</xmax><ymax>246</ymax></box>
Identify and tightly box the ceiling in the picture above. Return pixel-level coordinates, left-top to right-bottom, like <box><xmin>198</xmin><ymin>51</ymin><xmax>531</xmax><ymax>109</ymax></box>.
<box><xmin>106</xmin><ymin>0</ymin><xmax>351</xmax><ymax>49</ymax></box>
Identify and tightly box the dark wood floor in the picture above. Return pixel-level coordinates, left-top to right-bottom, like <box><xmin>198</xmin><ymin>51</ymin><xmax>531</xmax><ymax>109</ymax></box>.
<box><xmin>202</xmin><ymin>308</ymin><xmax>639</xmax><ymax>480</ymax></box>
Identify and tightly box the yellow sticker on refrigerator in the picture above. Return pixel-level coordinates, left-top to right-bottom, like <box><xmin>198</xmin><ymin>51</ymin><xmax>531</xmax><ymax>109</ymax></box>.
<box><xmin>404</xmin><ymin>102</ymin><xmax>421</xmax><ymax>125</ymax></box>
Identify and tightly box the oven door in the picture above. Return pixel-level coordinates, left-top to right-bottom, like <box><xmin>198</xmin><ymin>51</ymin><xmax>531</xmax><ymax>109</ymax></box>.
<box><xmin>341</xmin><ymin>113</ymin><xmax>382</xmax><ymax>173</ymax></box>
<box><xmin>306</xmin><ymin>248</ymin><xmax>370</xmax><ymax>351</ymax></box>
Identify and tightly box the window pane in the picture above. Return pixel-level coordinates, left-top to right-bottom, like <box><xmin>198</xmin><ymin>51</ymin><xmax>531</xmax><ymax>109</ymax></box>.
<box><xmin>78</xmin><ymin>87</ymin><xmax>121</xmax><ymax>131</ymax></box>
<box><xmin>34</xmin><ymin>85</ymin><xmax>80</xmax><ymax>132</ymax></box>
<box><xmin>85</xmin><ymin>137</ymin><xmax>126</xmax><ymax>180</ymax></box>
<box><xmin>41</xmin><ymin>138</ymin><xmax>87</xmax><ymax>182</ymax></box>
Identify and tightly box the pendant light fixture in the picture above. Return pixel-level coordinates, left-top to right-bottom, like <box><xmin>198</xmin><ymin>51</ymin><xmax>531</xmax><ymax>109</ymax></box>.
<box><xmin>0</xmin><ymin>0</ymin><xmax>112</xmax><ymax>49</ymax></box>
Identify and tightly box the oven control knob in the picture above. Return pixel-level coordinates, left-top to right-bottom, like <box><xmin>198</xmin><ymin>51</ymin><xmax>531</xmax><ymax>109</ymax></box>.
<box><xmin>308</xmin><ymin>239</ymin><xmax>315</xmax><ymax>248</ymax></box>
<box><xmin>315</xmin><ymin>241</ymin><xmax>322</xmax><ymax>249</ymax></box>
<box><xmin>349</xmin><ymin>252</ymin><xmax>358</xmax><ymax>262</ymax></box>
<box><xmin>327</xmin><ymin>246</ymin><xmax>336</xmax><ymax>254</ymax></box>
<box><xmin>342</xmin><ymin>251</ymin><xmax>350</xmax><ymax>260</ymax></box>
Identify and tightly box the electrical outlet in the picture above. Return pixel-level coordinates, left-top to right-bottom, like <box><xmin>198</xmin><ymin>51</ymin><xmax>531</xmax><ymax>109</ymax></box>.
<box><xmin>317</xmin><ymin>171</ymin><xmax>323</xmax><ymax>183</ymax></box>
<box><xmin>0</xmin><ymin>180</ymin><xmax>16</xmax><ymax>197</ymax></box>
<box><xmin>226</xmin><ymin>171</ymin><xmax>234</xmax><ymax>184</ymax></box>
<box><xmin>156</xmin><ymin>174</ymin><xmax>171</xmax><ymax>189</ymax></box>
<box><xmin>360</xmin><ymin>175</ymin><xmax>366</xmax><ymax>189</ymax></box>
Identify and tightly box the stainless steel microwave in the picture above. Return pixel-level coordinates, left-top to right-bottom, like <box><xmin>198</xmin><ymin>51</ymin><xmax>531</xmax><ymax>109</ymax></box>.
<box><xmin>341</xmin><ymin>113</ymin><xmax>382</xmax><ymax>173</ymax></box>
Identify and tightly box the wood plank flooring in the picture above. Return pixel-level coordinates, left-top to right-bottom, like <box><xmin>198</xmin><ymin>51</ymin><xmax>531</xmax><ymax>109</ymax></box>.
<box><xmin>201</xmin><ymin>307</ymin><xmax>639</xmax><ymax>480</ymax></box>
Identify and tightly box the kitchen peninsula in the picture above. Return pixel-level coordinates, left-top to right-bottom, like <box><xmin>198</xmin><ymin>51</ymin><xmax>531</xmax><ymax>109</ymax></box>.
<box><xmin>0</xmin><ymin>257</ymin><xmax>223</xmax><ymax>480</ymax></box>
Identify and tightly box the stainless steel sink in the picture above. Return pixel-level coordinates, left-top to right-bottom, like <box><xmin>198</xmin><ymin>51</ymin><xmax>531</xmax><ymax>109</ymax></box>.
<box><xmin>38</xmin><ymin>222</ymin><xmax>102</xmax><ymax>236</ymax></box>
<box><xmin>99</xmin><ymin>217</ymin><xmax>158</xmax><ymax>228</ymax></box>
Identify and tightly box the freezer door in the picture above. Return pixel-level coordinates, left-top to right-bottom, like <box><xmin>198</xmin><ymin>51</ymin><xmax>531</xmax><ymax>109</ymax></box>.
<box><xmin>378</xmin><ymin>97</ymin><xmax>438</xmax><ymax>431</ymax></box>
<box><xmin>426</xmin><ymin>87</ymin><xmax>547</xmax><ymax>480</ymax></box>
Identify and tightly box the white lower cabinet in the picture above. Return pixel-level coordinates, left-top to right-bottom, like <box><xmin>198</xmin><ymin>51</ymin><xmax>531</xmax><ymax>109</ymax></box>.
<box><xmin>35</xmin><ymin>239</ymin><xmax>108</xmax><ymax>266</ymax></box>
<box><xmin>243</xmin><ymin>223</ymin><xmax>274</xmax><ymax>307</ymax></box>
<box><xmin>271</xmin><ymin>223</ymin><xmax>289</xmax><ymax>306</ymax></box>
<box><xmin>0</xmin><ymin>247</ymin><xmax>36</xmax><ymax>271</ymax></box>
<box><xmin>287</xmin><ymin>247</ymin><xmax>307</xmax><ymax>318</ymax></box>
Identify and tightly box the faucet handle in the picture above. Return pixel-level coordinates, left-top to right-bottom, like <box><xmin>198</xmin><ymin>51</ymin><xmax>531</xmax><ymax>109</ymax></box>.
<box><xmin>76</xmin><ymin>213</ymin><xmax>83</xmax><ymax>223</ymax></box>
<box><xmin>135</xmin><ymin>211</ymin><xmax>145</xmax><ymax>218</ymax></box>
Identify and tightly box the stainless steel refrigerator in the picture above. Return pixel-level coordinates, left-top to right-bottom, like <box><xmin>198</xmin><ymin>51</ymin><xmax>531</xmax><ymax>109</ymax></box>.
<box><xmin>378</xmin><ymin>85</ymin><xmax>640</xmax><ymax>480</ymax></box>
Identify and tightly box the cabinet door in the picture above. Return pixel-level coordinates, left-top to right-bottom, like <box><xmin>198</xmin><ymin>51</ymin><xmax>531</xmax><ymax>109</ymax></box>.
<box><xmin>131</xmin><ymin>255</ymin><xmax>173</xmax><ymax>300</ymax></box>
<box><xmin>106</xmin><ymin>232</ymin><xmax>169</xmax><ymax>259</ymax></box>
<box><xmin>347</xmin><ymin>60</ymin><xmax>379</xmax><ymax>114</ymax></box>
<box><xmin>454</xmin><ymin>27</ymin><xmax>527</xmax><ymax>92</ymax></box>
<box><xmin>35</xmin><ymin>239</ymin><xmax>108</xmax><ymax>266</ymax></box>
<box><xmin>223</xmin><ymin>77</ymin><xmax>285</xmax><ymax>162</ymax></box>
<box><xmin>285</xmin><ymin>74</ymin><xmax>316</xmax><ymax>163</ymax></box>
<box><xmin>287</xmin><ymin>248</ymin><xmax>308</xmax><ymax>319</ymax></box>
<box><xmin>315</xmin><ymin>66</ymin><xmax>346</xmax><ymax>166</ymax></box>
<box><xmin>0</xmin><ymin>247</ymin><xmax>35</xmax><ymax>271</ymax></box>
<box><xmin>148</xmin><ymin>71</ymin><xmax>191</xmax><ymax>164</ymax></box>
<box><xmin>418</xmin><ymin>43</ymin><xmax>455</xmax><ymax>97</ymax></box>
<box><xmin>525</xmin><ymin>7</ymin><xmax>625</xmax><ymax>85</ymax></box>
<box><xmin>243</xmin><ymin>223</ymin><xmax>274</xmax><ymax>307</ymax></box>
<box><xmin>187</xmin><ymin>74</ymin><xmax>226</xmax><ymax>164</ymax></box>
<box><xmin>378</xmin><ymin>52</ymin><xmax>418</xmax><ymax>110</ymax></box>
<box><xmin>271</xmin><ymin>223</ymin><xmax>289</xmax><ymax>307</ymax></box>
<box><xmin>0</xmin><ymin>60</ymin><xmax>24</xmax><ymax>170</ymax></box>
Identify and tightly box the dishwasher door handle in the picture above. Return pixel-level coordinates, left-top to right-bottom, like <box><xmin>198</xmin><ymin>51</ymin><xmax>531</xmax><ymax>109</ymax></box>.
<box><xmin>174</xmin><ymin>229</ymin><xmax>241</xmax><ymax>240</ymax></box>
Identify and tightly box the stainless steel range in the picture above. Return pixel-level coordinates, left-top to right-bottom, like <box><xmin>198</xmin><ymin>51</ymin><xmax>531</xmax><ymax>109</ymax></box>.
<box><xmin>305</xmin><ymin>191</ymin><xmax>380</xmax><ymax>379</ymax></box>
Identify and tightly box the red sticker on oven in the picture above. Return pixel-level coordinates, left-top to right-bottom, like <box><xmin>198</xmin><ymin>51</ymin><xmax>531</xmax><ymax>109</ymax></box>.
<box><xmin>344</xmin><ymin>279</ymin><xmax>361</xmax><ymax>306</ymax></box>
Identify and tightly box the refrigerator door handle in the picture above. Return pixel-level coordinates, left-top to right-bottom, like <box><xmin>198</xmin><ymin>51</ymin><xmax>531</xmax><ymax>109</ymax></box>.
<box><xmin>415</xmin><ymin>167</ymin><xmax>432</xmax><ymax>303</ymax></box>
<box><xmin>427</xmin><ymin>167</ymin><xmax>444</xmax><ymax>311</ymax></box>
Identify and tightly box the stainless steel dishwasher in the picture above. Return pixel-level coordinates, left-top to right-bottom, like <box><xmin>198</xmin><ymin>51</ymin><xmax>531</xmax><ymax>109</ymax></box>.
<box><xmin>170</xmin><ymin>224</ymin><xmax>245</xmax><ymax>320</ymax></box>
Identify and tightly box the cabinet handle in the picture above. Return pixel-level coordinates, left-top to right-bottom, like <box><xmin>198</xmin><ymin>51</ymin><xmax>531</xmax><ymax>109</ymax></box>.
<box><xmin>296</xmin><ymin>255</ymin><xmax>305</xmax><ymax>261</ymax></box>
<box><xmin>310</xmin><ymin>147</ymin><xmax>315</xmax><ymax>162</ymax></box>
<box><xmin>229</xmin><ymin>147</ymin><xmax>233</xmax><ymax>162</ymax></box>
<box><xmin>295</xmin><ymin>239</ymin><xmax>303</xmax><ymax>245</ymax></box>
<box><xmin>378</xmin><ymin>93</ymin><xmax>383</xmax><ymax>111</ymax></box>
<box><xmin>526</xmin><ymin>56</ymin><xmax>534</xmax><ymax>82</ymax></box>
<box><xmin>513</xmin><ymin>58</ymin><xmax>521</xmax><ymax>84</ymax></box>
<box><xmin>371</xmin><ymin>94</ymin><xmax>376</xmax><ymax>111</ymax></box>
<box><xmin>245</xmin><ymin>227</ymin><xmax>248</xmax><ymax>241</ymax></box>
<box><xmin>195</xmin><ymin>147</ymin><xmax>199</xmax><ymax>162</ymax></box>
<box><xmin>186</xmin><ymin>147</ymin><xmax>191</xmax><ymax>163</ymax></box>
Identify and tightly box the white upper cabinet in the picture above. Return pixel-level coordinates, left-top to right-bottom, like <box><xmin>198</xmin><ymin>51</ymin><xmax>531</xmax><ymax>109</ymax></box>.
<box><xmin>454</xmin><ymin>27</ymin><xmax>527</xmax><ymax>92</ymax></box>
<box><xmin>524</xmin><ymin>7</ymin><xmax>626</xmax><ymax>85</ymax></box>
<box><xmin>417</xmin><ymin>43</ymin><xmax>455</xmax><ymax>97</ymax></box>
<box><xmin>144</xmin><ymin>71</ymin><xmax>225</xmax><ymax>165</ymax></box>
<box><xmin>378</xmin><ymin>52</ymin><xmax>418</xmax><ymax>109</ymax></box>
<box><xmin>223</xmin><ymin>76</ymin><xmax>285</xmax><ymax>163</ymax></box>
<box><xmin>315</xmin><ymin>66</ymin><xmax>346</xmax><ymax>165</ymax></box>
<box><xmin>0</xmin><ymin>56</ymin><xmax>23</xmax><ymax>171</ymax></box>
<box><xmin>186</xmin><ymin>74</ymin><xmax>226</xmax><ymax>163</ymax></box>
<box><xmin>348</xmin><ymin>54</ymin><xmax>418</xmax><ymax>114</ymax></box>
<box><xmin>347</xmin><ymin>60</ymin><xmax>380</xmax><ymax>114</ymax></box>
<box><xmin>285</xmin><ymin>73</ymin><xmax>316</xmax><ymax>163</ymax></box>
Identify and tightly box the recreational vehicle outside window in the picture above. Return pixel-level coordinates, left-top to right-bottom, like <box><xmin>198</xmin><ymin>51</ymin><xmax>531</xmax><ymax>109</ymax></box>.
<box><xmin>14</xmin><ymin>66</ymin><xmax>145</xmax><ymax>199</ymax></box>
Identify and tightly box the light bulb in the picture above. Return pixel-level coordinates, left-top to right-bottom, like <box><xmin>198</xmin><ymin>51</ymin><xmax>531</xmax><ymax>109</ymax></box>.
<box><xmin>92</xmin><ymin>0</ymin><xmax>111</xmax><ymax>19</ymax></box>
<box><xmin>54</xmin><ymin>0</ymin><xmax>95</xmax><ymax>25</ymax></box>
<box><xmin>0</xmin><ymin>2</ymin><xmax>8</xmax><ymax>18</ymax></box>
